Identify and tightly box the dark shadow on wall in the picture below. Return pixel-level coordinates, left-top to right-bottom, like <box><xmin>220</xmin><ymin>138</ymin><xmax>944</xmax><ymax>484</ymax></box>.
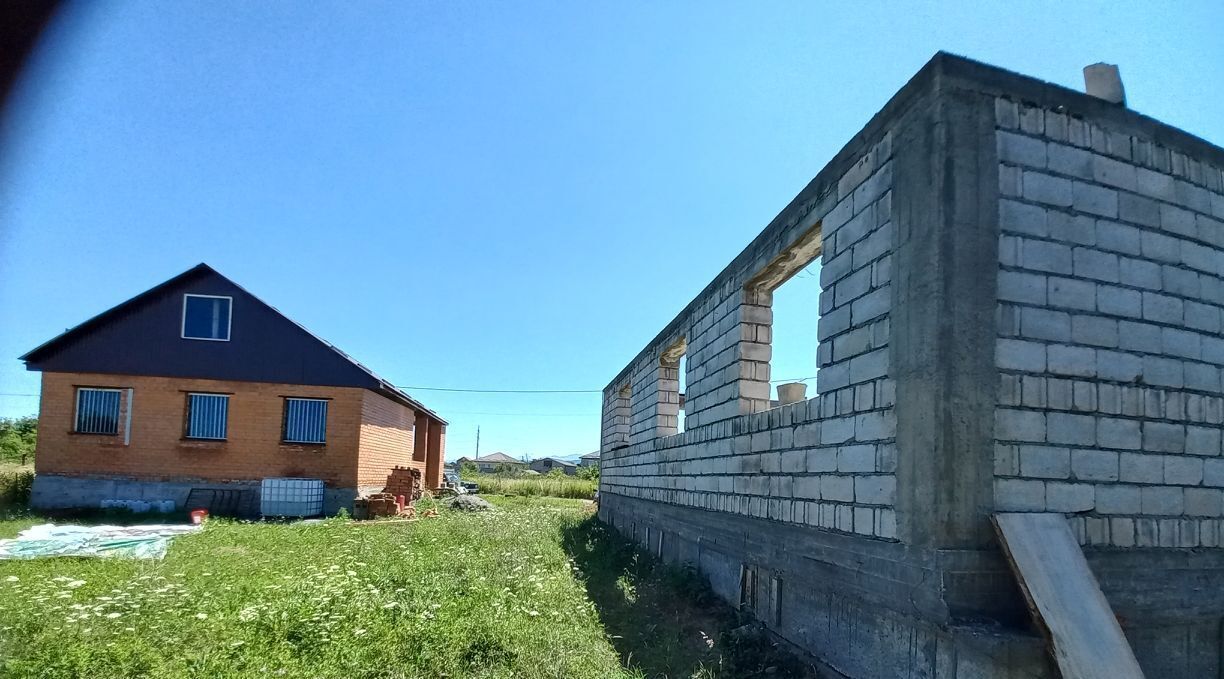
<box><xmin>559</xmin><ymin>512</ymin><xmax>823</xmax><ymax>679</ymax></box>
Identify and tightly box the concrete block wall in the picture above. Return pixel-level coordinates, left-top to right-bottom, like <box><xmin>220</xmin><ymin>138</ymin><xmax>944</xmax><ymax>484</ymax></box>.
<box><xmin>598</xmin><ymin>53</ymin><xmax>1224</xmax><ymax>677</ymax></box>
<box><xmin>991</xmin><ymin>96</ymin><xmax>1224</xmax><ymax>549</ymax></box>
<box><xmin>600</xmin><ymin>130</ymin><xmax>899</xmax><ymax>541</ymax></box>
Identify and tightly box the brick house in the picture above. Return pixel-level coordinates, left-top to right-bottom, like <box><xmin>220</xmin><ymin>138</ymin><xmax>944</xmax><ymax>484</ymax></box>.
<box><xmin>21</xmin><ymin>263</ymin><xmax>446</xmax><ymax>515</ymax></box>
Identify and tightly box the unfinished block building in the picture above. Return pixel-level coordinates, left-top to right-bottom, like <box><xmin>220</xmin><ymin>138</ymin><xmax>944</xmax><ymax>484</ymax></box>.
<box><xmin>598</xmin><ymin>53</ymin><xmax>1224</xmax><ymax>677</ymax></box>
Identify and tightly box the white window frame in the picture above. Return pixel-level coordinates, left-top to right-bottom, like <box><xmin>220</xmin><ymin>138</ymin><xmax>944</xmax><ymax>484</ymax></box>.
<box><xmin>181</xmin><ymin>294</ymin><xmax>233</xmax><ymax>342</ymax></box>
<box><xmin>184</xmin><ymin>392</ymin><xmax>230</xmax><ymax>440</ymax></box>
<box><xmin>74</xmin><ymin>387</ymin><xmax>122</xmax><ymax>435</ymax></box>
<box><xmin>282</xmin><ymin>397</ymin><xmax>329</xmax><ymax>444</ymax></box>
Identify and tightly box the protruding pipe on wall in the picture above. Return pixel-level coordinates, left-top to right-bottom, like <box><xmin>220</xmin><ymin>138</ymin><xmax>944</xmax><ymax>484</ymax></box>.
<box><xmin>1083</xmin><ymin>63</ymin><xmax>1126</xmax><ymax>105</ymax></box>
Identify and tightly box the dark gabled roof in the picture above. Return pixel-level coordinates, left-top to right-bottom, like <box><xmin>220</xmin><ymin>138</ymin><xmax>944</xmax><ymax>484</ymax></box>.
<box><xmin>475</xmin><ymin>452</ymin><xmax>523</xmax><ymax>464</ymax></box>
<box><xmin>533</xmin><ymin>457</ymin><xmax>577</xmax><ymax>467</ymax></box>
<box><xmin>21</xmin><ymin>263</ymin><xmax>211</xmax><ymax>364</ymax></box>
<box><xmin>579</xmin><ymin>451</ymin><xmax>601</xmax><ymax>460</ymax></box>
<box><xmin>21</xmin><ymin>263</ymin><xmax>446</xmax><ymax>424</ymax></box>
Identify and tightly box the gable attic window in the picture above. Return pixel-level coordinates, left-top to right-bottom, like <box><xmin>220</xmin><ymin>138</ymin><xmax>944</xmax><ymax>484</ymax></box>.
<box><xmin>182</xmin><ymin>294</ymin><xmax>232</xmax><ymax>341</ymax></box>
<box><xmin>185</xmin><ymin>393</ymin><xmax>229</xmax><ymax>440</ymax></box>
<box><xmin>75</xmin><ymin>388</ymin><xmax>121</xmax><ymax>435</ymax></box>
<box><xmin>283</xmin><ymin>398</ymin><xmax>328</xmax><ymax>444</ymax></box>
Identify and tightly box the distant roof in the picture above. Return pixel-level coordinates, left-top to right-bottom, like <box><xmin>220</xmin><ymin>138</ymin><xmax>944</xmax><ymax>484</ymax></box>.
<box><xmin>533</xmin><ymin>457</ymin><xmax>576</xmax><ymax>467</ymax></box>
<box><xmin>580</xmin><ymin>451</ymin><xmax>601</xmax><ymax>460</ymax></box>
<box><xmin>20</xmin><ymin>263</ymin><xmax>446</xmax><ymax>424</ymax></box>
<box><xmin>475</xmin><ymin>452</ymin><xmax>522</xmax><ymax>464</ymax></box>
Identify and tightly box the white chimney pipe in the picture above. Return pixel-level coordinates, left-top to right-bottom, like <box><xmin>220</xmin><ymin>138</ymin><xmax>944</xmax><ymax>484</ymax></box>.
<box><xmin>1083</xmin><ymin>63</ymin><xmax>1126</xmax><ymax>105</ymax></box>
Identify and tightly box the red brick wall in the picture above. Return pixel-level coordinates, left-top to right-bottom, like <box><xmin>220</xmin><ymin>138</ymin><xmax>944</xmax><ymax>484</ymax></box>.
<box><xmin>356</xmin><ymin>390</ymin><xmax>421</xmax><ymax>488</ymax></box>
<box><xmin>35</xmin><ymin>372</ymin><xmax>365</xmax><ymax>486</ymax></box>
<box><xmin>426</xmin><ymin>423</ymin><xmax>445</xmax><ymax>489</ymax></box>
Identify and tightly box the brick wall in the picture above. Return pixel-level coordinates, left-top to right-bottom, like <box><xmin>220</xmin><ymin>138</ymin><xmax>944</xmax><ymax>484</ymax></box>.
<box><xmin>991</xmin><ymin>97</ymin><xmax>1224</xmax><ymax>548</ymax></box>
<box><xmin>600</xmin><ymin>130</ymin><xmax>898</xmax><ymax>540</ymax></box>
<box><xmin>356</xmin><ymin>390</ymin><xmax>420</xmax><ymax>489</ymax></box>
<box><xmin>35</xmin><ymin>372</ymin><xmax>365</xmax><ymax>487</ymax></box>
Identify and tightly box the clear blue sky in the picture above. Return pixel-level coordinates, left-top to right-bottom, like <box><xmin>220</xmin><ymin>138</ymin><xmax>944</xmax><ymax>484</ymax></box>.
<box><xmin>1</xmin><ymin>2</ymin><xmax>1221</xmax><ymax>460</ymax></box>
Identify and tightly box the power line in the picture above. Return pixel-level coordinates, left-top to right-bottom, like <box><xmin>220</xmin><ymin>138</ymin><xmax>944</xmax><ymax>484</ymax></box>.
<box><xmin>2</xmin><ymin>375</ymin><xmax>820</xmax><ymax>400</ymax></box>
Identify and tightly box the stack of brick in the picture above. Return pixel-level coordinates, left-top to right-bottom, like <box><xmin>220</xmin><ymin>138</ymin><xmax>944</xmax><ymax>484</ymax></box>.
<box><xmin>360</xmin><ymin>493</ymin><xmax>404</xmax><ymax>518</ymax></box>
<box><xmin>382</xmin><ymin>466</ymin><xmax>421</xmax><ymax>501</ymax></box>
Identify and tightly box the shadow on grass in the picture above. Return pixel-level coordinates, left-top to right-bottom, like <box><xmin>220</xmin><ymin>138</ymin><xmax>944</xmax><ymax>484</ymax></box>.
<box><xmin>560</xmin><ymin>512</ymin><xmax>817</xmax><ymax>679</ymax></box>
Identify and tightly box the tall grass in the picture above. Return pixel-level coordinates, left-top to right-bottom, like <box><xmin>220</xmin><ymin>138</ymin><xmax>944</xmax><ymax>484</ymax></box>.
<box><xmin>0</xmin><ymin>464</ymin><xmax>33</xmax><ymax>509</ymax></box>
<box><xmin>472</xmin><ymin>474</ymin><xmax>597</xmax><ymax>500</ymax></box>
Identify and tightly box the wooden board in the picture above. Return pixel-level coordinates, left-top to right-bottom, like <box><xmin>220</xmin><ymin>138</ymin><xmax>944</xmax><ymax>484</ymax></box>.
<box><xmin>992</xmin><ymin>513</ymin><xmax>1145</xmax><ymax>679</ymax></box>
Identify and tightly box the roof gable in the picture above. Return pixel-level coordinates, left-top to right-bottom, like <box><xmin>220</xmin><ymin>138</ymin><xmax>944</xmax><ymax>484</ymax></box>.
<box><xmin>476</xmin><ymin>453</ymin><xmax>522</xmax><ymax>464</ymax></box>
<box><xmin>22</xmin><ymin>264</ymin><xmax>443</xmax><ymax>422</ymax></box>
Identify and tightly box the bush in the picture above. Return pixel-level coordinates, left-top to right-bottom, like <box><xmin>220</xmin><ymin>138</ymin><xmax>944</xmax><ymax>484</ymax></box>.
<box><xmin>576</xmin><ymin>464</ymin><xmax>599</xmax><ymax>482</ymax></box>
<box><xmin>0</xmin><ymin>416</ymin><xmax>36</xmax><ymax>466</ymax></box>
<box><xmin>0</xmin><ymin>468</ymin><xmax>33</xmax><ymax>508</ymax></box>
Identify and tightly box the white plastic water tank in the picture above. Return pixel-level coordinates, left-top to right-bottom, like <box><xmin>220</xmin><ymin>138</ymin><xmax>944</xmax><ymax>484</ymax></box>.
<box><xmin>260</xmin><ymin>478</ymin><xmax>325</xmax><ymax>518</ymax></box>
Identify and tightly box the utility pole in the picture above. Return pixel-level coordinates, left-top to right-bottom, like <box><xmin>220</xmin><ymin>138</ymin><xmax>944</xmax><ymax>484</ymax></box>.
<box><xmin>475</xmin><ymin>426</ymin><xmax>480</xmax><ymax>458</ymax></box>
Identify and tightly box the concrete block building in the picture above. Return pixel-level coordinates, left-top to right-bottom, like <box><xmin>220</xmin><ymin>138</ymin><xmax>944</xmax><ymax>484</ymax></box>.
<box><xmin>598</xmin><ymin>53</ymin><xmax>1224</xmax><ymax>677</ymax></box>
<box><xmin>22</xmin><ymin>264</ymin><xmax>446</xmax><ymax>515</ymax></box>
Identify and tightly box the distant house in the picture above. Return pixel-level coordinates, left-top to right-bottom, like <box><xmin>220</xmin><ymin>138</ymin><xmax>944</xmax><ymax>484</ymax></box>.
<box><xmin>20</xmin><ymin>263</ymin><xmax>447</xmax><ymax>515</ymax></box>
<box><xmin>529</xmin><ymin>457</ymin><xmax>577</xmax><ymax>475</ymax></box>
<box><xmin>468</xmin><ymin>452</ymin><xmax>527</xmax><ymax>474</ymax></box>
<box><xmin>578</xmin><ymin>451</ymin><xmax>600</xmax><ymax>468</ymax></box>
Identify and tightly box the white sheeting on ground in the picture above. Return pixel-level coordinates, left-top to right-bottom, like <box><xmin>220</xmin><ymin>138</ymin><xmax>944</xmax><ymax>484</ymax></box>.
<box><xmin>0</xmin><ymin>523</ymin><xmax>201</xmax><ymax>560</ymax></box>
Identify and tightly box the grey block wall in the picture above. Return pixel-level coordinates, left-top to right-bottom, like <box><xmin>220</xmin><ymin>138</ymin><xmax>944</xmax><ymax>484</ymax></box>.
<box><xmin>992</xmin><ymin>96</ymin><xmax>1224</xmax><ymax>552</ymax></box>
<box><xmin>599</xmin><ymin>52</ymin><xmax>1224</xmax><ymax>678</ymax></box>
<box><xmin>600</xmin><ymin>130</ymin><xmax>898</xmax><ymax>539</ymax></box>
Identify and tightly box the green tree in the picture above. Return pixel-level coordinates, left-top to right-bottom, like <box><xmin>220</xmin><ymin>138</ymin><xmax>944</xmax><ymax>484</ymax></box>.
<box><xmin>458</xmin><ymin>460</ymin><xmax>478</xmax><ymax>478</ymax></box>
<box><xmin>0</xmin><ymin>416</ymin><xmax>37</xmax><ymax>465</ymax></box>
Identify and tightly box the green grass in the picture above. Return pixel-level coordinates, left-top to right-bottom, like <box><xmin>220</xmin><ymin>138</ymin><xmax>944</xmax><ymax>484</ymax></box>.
<box><xmin>0</xmin><ymin>497</ymin><xmax>813</xmax><ymax>678</ymax></box>
<box><xmin>469</xmin><ymin>474</ymin><xmax>597</xmax><ymax>500</ymax></box>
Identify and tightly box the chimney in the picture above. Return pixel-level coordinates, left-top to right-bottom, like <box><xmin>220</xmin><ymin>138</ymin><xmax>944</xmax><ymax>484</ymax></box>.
<box><xmin>1083</xmin><ymin>63</ymin><xmax>1126</xmax><ymax>106</ymax></box>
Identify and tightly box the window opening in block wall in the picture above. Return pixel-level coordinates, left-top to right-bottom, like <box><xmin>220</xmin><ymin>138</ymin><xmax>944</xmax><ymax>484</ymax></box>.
<box><xmin>659</xmin><ymin>337</ymin><xmax>686</xmax><ymax>436</ymax></box>
<box><xmin>743</xmin><ymin>223</ymin><xmax>822</xmax><ymax>412</ymax></box>
<box><xmin>770</xmin><ymin>260</ymin><xmax>822</xmax><ymax>404</ymax></box>
<box><xmin>677</xmin><ymin>354</ymin><xmax>687</xmax><ymax>432</ymax></box>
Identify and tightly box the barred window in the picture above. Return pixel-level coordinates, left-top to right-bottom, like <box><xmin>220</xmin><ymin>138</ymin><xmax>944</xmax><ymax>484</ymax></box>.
<box><xmin>75</xmin><ymin>388</ymin><xmax>121</xmax><ymax>435</ymax></box>
<box><xmin>283</xmin><ymin>398</ymin><xmax>327</xmax><ymax>444</ymax></box>
<box><xmin>185</xmin><ymin>393</ymin><xmax>229</xmax><ymax>440</ymax></box>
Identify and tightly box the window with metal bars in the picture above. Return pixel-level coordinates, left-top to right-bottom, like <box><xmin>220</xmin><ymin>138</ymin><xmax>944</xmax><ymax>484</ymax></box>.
<box><xmin>75</xmin><ymin>388</ymin><xmax>121</xmax><ymax>435</ymax></box>
<box><xmin>282</xmin><ymin>398</ymin><xmax>328</xmax><ymax>444</ymax></box>
<box><xmin>185</xmin><ymin>393</ymin><xmax>229</xmax><ymax>440</ymax></box>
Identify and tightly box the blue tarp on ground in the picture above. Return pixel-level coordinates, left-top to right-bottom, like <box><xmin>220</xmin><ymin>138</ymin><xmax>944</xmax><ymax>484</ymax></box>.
<box><xmin>0</xmin><ymin>523</ymin><xmax>200</xmax><ymax>560</ymax></box>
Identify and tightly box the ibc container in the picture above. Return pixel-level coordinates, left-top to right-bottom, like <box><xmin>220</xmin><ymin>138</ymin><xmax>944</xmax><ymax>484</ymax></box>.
<box><xmin>260</xmin><ymin>478</ymin><xmax>325</xmax><ymax>518</ymax></box>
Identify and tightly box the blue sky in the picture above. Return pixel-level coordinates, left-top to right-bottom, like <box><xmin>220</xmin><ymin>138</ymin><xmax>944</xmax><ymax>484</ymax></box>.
<box><xmin>1</xmin><ymin>1</ymin><xmax>1221</xmax><ymax>460</ymax></box>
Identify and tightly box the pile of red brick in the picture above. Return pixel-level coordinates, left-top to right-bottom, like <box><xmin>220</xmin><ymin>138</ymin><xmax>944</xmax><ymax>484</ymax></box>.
<box><xmin>360</xmin><ymin>493</ymin><xmax>413</xmax><ymax>518</ymax></box>
<box><xmin>383</xmin><ymin>466</ymin><xmax>421</xmax><ymax>500</ymax></box>
<box><xmin>353</xmin><ymin>466</ymin><xmax>423</xmax><ymax>519</ymax></box>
